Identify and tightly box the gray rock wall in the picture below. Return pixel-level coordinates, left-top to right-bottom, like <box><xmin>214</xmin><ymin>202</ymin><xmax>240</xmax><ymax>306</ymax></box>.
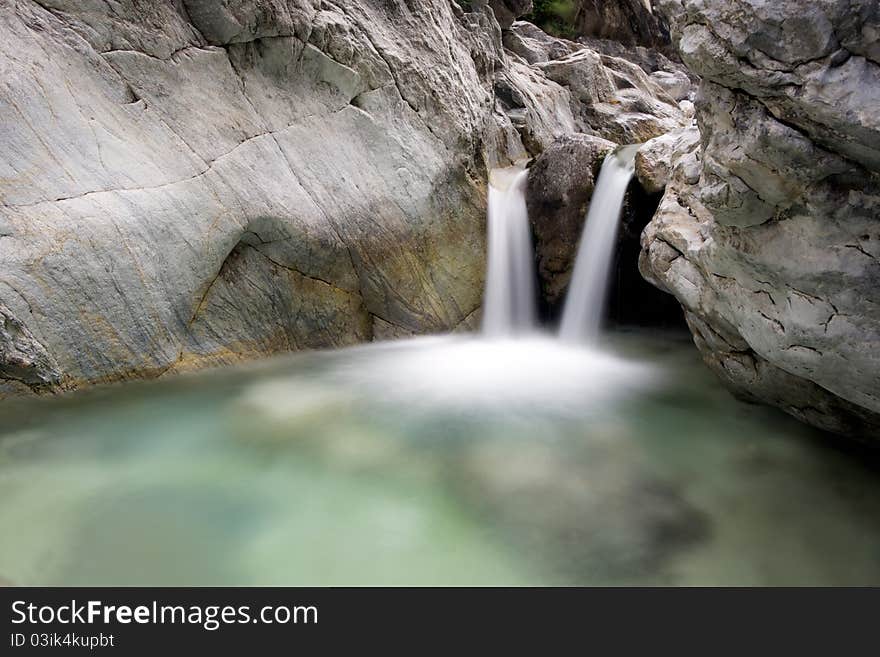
<box><xmin>0</xmin><ymin>0</ymin><xmax>518</xmax><ymax>393</ymax></box>
<box><xmin>639</xmin><ymin>0</ymin><xmax>880</xmax><ymax>439</ymax></box>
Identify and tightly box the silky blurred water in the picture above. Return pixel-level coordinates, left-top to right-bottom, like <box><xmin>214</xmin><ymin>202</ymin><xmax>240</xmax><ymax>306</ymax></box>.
<box><xmin>1</xmin><ymin>330</ymin><xmax>879</xmax><ymax>586</ymax></box>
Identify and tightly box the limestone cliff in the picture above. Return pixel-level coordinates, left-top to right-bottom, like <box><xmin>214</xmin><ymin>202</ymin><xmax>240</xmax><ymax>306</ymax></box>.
<box><xmin>639</xmin><ymin>0</ymin><xmax>880</xmax><ymax>439</ymax></box>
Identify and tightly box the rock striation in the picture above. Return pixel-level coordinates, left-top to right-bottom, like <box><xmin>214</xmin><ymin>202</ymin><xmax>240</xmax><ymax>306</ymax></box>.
<box><xmin>1</xmin><ymin>0</ymin><xmax>523</xmax><ymax>392</ymax></box>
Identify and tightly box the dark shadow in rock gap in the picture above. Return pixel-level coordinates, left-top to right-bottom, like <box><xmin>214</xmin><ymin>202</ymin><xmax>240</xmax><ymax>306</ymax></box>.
<box><xmin>606</xmin><ymin>178</ymin><xmax>687</xmax><ymax>331</ymax></box>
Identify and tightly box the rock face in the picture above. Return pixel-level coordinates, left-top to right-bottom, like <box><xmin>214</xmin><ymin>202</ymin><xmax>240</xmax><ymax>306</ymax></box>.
<box><xmin>504</xmin><ymin>23</ymin><xmax>689</xmax><ymax>144</ymax></box>
<box><xmin>574</xmin><ymin>0</ymin><xmax>670</xmax><ymax>49</ymax></box>
<box><xmin>537</xmin><ymin>48</ymin><xmax>684</xmax><ymax>143</ymax></box>
<box><xmin>0</xmin><ymin>0</ymin><xmax>521</xmax><ymax>393</ymax></box>
<box><xmin>0</xmin><ymin>0</ymin><xmax>687</xmax><ymax>394</ymax></box>
<box><xmin>507</xmin><ymin>20</ymin><xmax>694</xmax><ymax>102</ymax></box>
<box><xmin>526</xmin><ymin>134</ymin><xmax>615</xmax><ymax>308</ymax></box>
<box><xmin>640</xmin><ymin>1</ymin><xmax>880</xmax><ymax>439</ymax></box>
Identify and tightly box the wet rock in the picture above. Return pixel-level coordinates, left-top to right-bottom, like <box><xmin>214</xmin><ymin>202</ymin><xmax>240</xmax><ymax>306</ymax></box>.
<box><xmin>526</xmin><ymin>134</ymin><xmax>616</xmax><ymax>309</ymax></box>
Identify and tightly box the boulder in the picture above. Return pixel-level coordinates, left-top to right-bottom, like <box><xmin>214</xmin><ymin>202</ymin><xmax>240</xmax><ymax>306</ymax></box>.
<box><xmin>504</xmin><ymin>20</ymin><xmax>582</xmax><ymax>64</ymax></box>
<box><xmin>494</xmin><ymin>59</ymin><xmax>579</xmax><ymax>155</ymax></box>
<box><xmin>526</xmin><ymin>134</ymin><xmax>616</xmax><ymax>308</ymax></box>
<box><xmin>635</xmin><ymin>129</ymin><xmax>690</xmax><ymax>194</ymax></box>
<box><xmin>537</xmin><ymin>48</ymin><xmax>686</xmax><ymax>143</ymax></box>
<box><xmin>489</xmin><ymin>0</ymin><xmax>534</xmax><ymax>30</ymax></box>
<box><xmin>649</xmin><ymin>69</ymin><xmax>692</xmax><ymax>102</ymax></box>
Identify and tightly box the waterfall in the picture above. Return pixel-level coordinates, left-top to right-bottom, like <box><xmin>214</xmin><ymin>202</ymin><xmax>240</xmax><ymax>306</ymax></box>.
<box><xmin>559</xmin><ymin>145</ymin><xmax>640</xmax><ymax>344</ymax></box>
<box><xmin>481</xmin><ymin>167</ymin><xmax>537</xmax><ymax>336</ymax></box>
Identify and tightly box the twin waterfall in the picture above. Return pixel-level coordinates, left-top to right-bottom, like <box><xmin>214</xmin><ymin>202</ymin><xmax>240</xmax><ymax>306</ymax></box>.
<box><xmin>482</xmin><ymin>146</ymin><xmax>639</xmax><ymax>343</ymax></box>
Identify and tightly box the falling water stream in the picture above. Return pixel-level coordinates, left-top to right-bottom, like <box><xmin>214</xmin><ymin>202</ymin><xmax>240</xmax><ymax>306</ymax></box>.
<box><xmin>482</xmin><ymin>167</ymin><xmax>536</xmax><ymax>336</ymax></box>
<box><xmin>560</xmin><ymin>145</ymin><xmax>640</xmax><ymax>343</ymax></box>
<box><xmin>481</xmin><ymin>145</ymin><xmax>639</xmax><ymax>343</ymax></box>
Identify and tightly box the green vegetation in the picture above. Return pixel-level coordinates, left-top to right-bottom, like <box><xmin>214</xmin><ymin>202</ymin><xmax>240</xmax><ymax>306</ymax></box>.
<box><xmin>454</xmin><ymin>1</ymin><xmax>579</xmax><ymax>38</ymax></box>
<box><xmin>526</xmin><ymin>0</ymin><xmax>579</xmax><ymax>38</ymax></box>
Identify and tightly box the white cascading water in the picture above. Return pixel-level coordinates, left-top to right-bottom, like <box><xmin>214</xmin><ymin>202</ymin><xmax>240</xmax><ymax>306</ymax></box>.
<box><xmin>481</xmin><ymin>167</ymin><xmax>537</xmax><ymax>336</ymax></box>
<box><xmin>318</xmin><ymin>150</ymin><xmax>657</xmax><ymax>414</ymax></box>
<box><xmin>559</xmin><ymin>144</ymin><xmax>640</xmax><ymax>344</ymax></box>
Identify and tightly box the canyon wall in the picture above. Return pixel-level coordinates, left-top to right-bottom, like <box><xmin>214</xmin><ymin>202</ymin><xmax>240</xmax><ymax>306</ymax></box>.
<box><xmin>0</xmin><ymin>0</ymin><xmax>682</xmax><ymax>394</ymax></box>
<box><xmin>639</xmin><ymin>0</ymin><xmax>880</xmax><ymax>438</ymax></box>
<box><xmin>1</xmin><ymin>0</ymin><xmax>517</xmax><ymax>393</ymax></box>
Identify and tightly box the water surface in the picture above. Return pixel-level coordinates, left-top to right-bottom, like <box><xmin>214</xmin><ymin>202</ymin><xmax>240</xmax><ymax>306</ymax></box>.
<box><xmin>1</xmin><ymin>331</ymin><xmax>879</xmax><ymax>586</ymax></box>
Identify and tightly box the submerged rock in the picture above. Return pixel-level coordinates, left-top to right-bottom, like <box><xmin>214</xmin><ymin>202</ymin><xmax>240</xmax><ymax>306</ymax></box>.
<box><xmin>640</xmin><ymin>1</ymin><xmax>880</xmax><ymax>440</ymax></box>
<box><xmin>458</xmin><ymin>434</ymin><xmax>710</xmax><ymax>582</ymax></box>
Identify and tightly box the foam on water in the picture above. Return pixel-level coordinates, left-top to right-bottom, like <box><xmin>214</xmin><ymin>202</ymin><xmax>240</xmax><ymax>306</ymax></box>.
<box><xmin>2</xmin><ymin>333</ymin><xmax>880</xmax><ymax>586</ymax></box>
<box><xmin>320</xmin><ymin>335</ymin><xmax>658</xmax><ymax>414</ymax></box>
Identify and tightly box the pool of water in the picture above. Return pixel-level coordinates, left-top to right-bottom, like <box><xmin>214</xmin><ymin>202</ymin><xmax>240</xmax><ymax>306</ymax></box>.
<box><xmin>1</xmin><ymin>330</ymin><xmax>879</xmax><ymax>586</ymax></box>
